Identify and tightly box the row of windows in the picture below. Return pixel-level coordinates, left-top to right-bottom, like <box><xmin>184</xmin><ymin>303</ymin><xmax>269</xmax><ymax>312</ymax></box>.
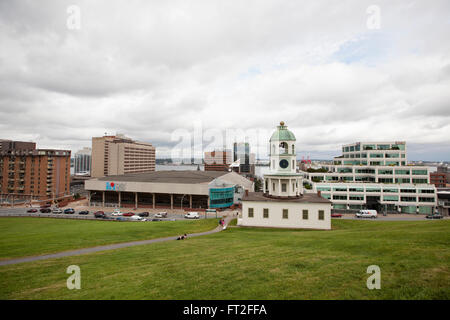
<box><xmin>343</xmin><ymin>144</ymin><xmax>405</xmax><ymax>152</ymax></box>
<box><xmin>248</xmin><ymin>208</ymin><xmax>325</xmax><ymax>220</ymax></box>
<box><xmin>326</xmin><ymin>194</ymin><xmax>434</xmax><ymax>202</ymax></box>
<box><xmin>317</xmin><ymin>186</ymin><xmax>435</xmax><ymax>193</ymax></box>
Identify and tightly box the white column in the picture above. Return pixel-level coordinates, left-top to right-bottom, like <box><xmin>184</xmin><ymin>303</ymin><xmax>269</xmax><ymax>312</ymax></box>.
<box><xmin>278</xmin><ymin>179</ymin><xmax>281</xmax><ymax>196</ymax></box>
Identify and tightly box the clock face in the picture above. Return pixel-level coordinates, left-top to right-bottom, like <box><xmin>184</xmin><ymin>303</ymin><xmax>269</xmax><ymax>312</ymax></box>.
<box><xmin>279</xmin><ymin>159</ymin><xmax>289</xmax><ymax>169</ymax></box>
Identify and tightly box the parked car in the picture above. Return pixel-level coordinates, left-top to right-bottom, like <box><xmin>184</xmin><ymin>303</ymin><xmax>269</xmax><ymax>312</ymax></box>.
<box><xmin>94</xmin><ymin>211</ymin><xmax>106</xmax><ymax>218</ymax></box>
<box><xmin>78</xmin><ymin>210</ymin><xmax>89</xmax><ymax>215</ymax></box>
<box><xmin>130</xmin><ymin>215</ymin><xmax>146</xmax><ymax>221</ymax></box>
<box><xmin>355</xmin><ymin>210</ymin><xmax>377</xmax><ymax>219</ymax></box>
<box><xmin>39</xmin><ymin>208</ymin><xmax>51</xmax><ymax>213</ymax></box>
<box><xmin>122</xmin><ymin>212</ymin><xmax>135</xmax><ymax>217</ymax></box>
<box><xmin>138</xmin><ymin>212</ymin><xmax>150</xmax><ymax>217</ymax></box>
<box><xmin>331</xmin><ymin>213</ymin><xmax>342</xmax><ymax>218</ymax></box>
<box><xmin>64</xmin><ymin>208</ymin><xmax>75</xmax><ymax>214</ymax></box>
<box><xmin>52</xmin><ymin>208</ymin><xmax>63</xmax><ymax>214</ymax></box>
<box><xmin>111</xmin><ymin>209</ymin><xmax>122</xmax><ymax>216</ymax></box>
<box><xmin>184</xmin><ymin>212</ymin><xmax>200</xmax><ymax>219</ymax></box>
<box><xmin>154</xmin><ymin>212</ymin><xmax>168</xmax><ymax>218</ymax></box>
<box><xmin>425</xmin><ymin>213</ymin><xmax>443</xmax><ymax>219</ymax></box>
<box><xmin>27</xmin><ymin>208</ymin><xmax>38</xmax><ymax>213</ymax></box>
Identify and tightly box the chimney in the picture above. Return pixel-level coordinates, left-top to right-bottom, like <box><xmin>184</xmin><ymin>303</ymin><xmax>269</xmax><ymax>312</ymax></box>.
<box><xmin>245</xmin><ymin>189</ymin><xmax>249</xmax><ymax>197</ymax></box>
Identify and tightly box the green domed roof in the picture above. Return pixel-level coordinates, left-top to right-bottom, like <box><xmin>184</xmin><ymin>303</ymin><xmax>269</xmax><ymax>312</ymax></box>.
<box><xmin>269</xmin><ymin>121</ymin><xmax>296</xmax><ymax>142</ymax></box>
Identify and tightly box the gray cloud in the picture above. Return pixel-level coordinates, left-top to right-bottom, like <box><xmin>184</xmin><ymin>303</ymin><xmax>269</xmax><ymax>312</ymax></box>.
<box><xmin>0</xmin><ymin>0</ymin><xmax>449</xmax><ymax>161</ymax></box>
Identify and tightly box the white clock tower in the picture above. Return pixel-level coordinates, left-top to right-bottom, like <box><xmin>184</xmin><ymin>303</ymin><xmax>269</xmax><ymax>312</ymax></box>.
<box><xmin>263</xmin><ymin>121</ymin><xmax>303</xmax><ymax>198</ymax></box>
<box><xmin>239</xmin><ymin>121</ymin><xmax>331</xmax><ymax>230</ymax></box>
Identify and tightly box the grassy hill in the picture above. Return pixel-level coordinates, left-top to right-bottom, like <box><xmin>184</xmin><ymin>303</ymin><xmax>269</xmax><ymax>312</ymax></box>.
<box><xmin>0</xmin><ymin>217</ymin><xmax>218</xmax><ymax>260</ymax></box>
<box><xmin>0</xmin><ymin>218</ymin><xmax>449</xmax><ymax>299</ymax></box>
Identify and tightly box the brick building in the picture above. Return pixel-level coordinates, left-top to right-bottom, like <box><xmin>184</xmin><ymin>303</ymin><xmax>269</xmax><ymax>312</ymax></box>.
<box><xmin>0</xmin><ymin>142</ymin><xmax>71</xmax><ymax>201</ymax></box>
<box><xmin>204</xmin><ymin>150</ymin><xmax>232</xmax><ymax>172</ymax></box>
<box><xmin>430</xmin><ymin>172</ymin><xmax>447</xmax><ymax>188</ymax></box>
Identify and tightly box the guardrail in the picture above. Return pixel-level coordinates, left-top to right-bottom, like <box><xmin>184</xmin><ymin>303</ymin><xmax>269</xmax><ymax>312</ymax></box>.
<box><xmin>0</xmin><ymin>212</ymin><xmax>99</xmax><ymax>220</ymax></box>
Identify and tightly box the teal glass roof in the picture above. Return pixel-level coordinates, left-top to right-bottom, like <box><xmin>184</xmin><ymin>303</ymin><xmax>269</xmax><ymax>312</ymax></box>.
<box><xmin>269</xmin><ymin>122</ymin><xmax>296</xmax><ymax>142</ymax></box>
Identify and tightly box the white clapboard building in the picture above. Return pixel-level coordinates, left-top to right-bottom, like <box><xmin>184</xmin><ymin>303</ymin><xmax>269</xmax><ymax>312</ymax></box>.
<box><xmin>239</xmin><ymin>122</ymin><xmax>332</xmax><ymax>230</ymax></box>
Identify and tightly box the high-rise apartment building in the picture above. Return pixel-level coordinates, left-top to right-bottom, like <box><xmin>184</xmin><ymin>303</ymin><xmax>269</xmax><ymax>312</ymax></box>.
<box><xmin>74</xmin><ymin>147</ymin><xmax>92</xmax><ymax>176</ymax></box>
<box><xmin>0</xmin><ymin>141</ymin><xmax>71</xmax><ymax>200</ymax></box>
<box><xmin>204</xmin><ymin>150</ymin><xmax>232</xmax><ymax>171</ymax></box>
<box><xmin>0</xmin><ymin>140</ymin><xmax>36</xmax><ymax>152</ymax></box>
<box><xmin>91</xmin><ymin>134</ymin><xmax>156</xmax><ymax>178</ymax></box>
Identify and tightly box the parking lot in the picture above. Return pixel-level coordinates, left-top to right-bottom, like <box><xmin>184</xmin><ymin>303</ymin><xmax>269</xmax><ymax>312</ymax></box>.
<box><xmin>332</xmin><ymin>213</ymin><xmax>448</xmax><ymax>221</ymax></box>
<box><xmin>0</xmin><ymin>206</ymin><xmax>233</xmax><ymax>222</ymax></box>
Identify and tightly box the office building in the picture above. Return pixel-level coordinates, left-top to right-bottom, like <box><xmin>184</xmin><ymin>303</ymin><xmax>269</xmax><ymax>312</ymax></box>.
<box><xmin>334</xmin><ymin>141</ymin><xmax>407</xmax><ymax>166</ymax></box>
<box><xmin>74</xmin><ymin>147</ymin><xmax>92</xmax><ymax>176</ymax></box>
<box><xmin>91</xmin><ymin>134</ymin><xmax>155</xmax><ymax>178</ymax></box>
<box><xmin>303</xmin><ymin>141</ymin><xmax>437</xmax><ymax>214</ymax></box>
<box><xmin>0</xmin><ymin>141</ymin><xmax>71</xmax><ymax>201</ymax></box>
<box><xmin>232</xmin><ymin>142</ymin><xmax>256</xmax><ymax>175</ymax></box>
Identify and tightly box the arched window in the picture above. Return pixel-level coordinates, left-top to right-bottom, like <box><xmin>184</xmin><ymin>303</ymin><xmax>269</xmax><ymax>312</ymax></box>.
<box><xmin>272</xmin><ymin>144</ymin><xmax>275</xmax><ymax>155</ymax></box>
<box><xmin>279</xmin><ymin>142</ymin><xmax>288</xmax><ymax>154</ymax></box>
<box><xmin>292</xmin><ymin>144</ymin><xmax>295</xmax><ymax>154</ymax></box>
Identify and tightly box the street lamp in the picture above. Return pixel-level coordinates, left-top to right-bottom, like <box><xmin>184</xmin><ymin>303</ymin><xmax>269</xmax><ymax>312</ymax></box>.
<box><xmin>181</xmin><ymin>194</ymin><xmax>186</xmax><ymax>211</ymax></box>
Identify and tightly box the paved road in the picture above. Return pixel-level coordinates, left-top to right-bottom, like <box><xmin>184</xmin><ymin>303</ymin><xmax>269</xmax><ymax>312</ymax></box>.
<box><xmin>335</xmin><ymin>215</ymin><xmax>448</xmax><ymax>221</ymax></box>
<box><xmin>0</xmin><ymin>207</ymin><xmax>220</xmax><ymax>221</ymax></box>
<box><xmin>0</xmin><ymin>215</ymin><xmax>234</xmax><ymax>267</ymax></box>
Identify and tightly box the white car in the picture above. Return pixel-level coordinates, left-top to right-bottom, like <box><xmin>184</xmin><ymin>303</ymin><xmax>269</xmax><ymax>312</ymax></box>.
<box><xmin>130</xmin><ymin>215</ymin><xmax>146</xmax><ymax>221</ymax></box>
<box><xmin>52</xmin><ymin>208</ymin><xmax>63</xmax><ymax>214</ymax></box>
<box><xmin>356</xmin><ymin>210</ymin><xmax>378</xmax><ymax>219</ymax></box>
<box><xmin>184</xmin><ymin>212</ymin><xmax>200</xmax><ymax>219</ymax></box>
<box><xmin>154</xmin><ymin>212</ymin><xmax>168</xmax><ymax>218</ymax></box>
<box><xmin>111</xmin><ymin>209</ymin><xmax>122</xmax><ymax>216</ymax></box>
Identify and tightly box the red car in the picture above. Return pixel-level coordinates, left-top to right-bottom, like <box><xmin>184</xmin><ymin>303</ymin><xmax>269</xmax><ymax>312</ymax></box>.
<box><xmin>94</xmin><ymin>211</ymin><xmax>106</xmax><ymax>218</ymax></box>
<box><xmin>122</xmin><ymin>212</ymin><xmax>135</xmax><ymax>217</ymax></box>
<box><xmin>331</xmin><ymin>213</ymin><xmax>343</xmax><ymax>218</ymax></box>
<box><xmin>27</xmin><ymin>208</ymin><xmax>38</xmax><ymax>213</ymax></box>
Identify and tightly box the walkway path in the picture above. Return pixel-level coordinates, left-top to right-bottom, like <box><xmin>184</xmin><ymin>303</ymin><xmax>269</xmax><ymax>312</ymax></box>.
<box><xmin>0</xmin><ymin>215</ymin><xmax>236</xmax><ymax>267</ymax></box>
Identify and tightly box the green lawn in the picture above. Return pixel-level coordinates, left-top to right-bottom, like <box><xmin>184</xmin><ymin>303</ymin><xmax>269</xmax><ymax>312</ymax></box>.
<box><xmin>0</xmin><ymin>217</ymin><xmax>219</xmax><ymax>260</ymax></box>
<box><xmin>0</xmin><ymin>219</ymin><xmax>449</xmax><ymax>299</ymax></box>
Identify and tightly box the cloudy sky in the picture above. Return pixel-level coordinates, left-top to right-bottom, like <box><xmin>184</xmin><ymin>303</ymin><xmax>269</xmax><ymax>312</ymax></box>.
<box><xmin>0</xmin><ymin>0</ymin><xmax>449</xmax><ymax>161</ymax></box>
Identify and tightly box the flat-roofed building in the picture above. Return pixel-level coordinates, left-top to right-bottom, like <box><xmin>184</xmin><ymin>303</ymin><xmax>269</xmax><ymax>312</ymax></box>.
<box><xmin>430</xmin><ymin>172</ymin><xmax>447</xmax><ymax>188</ymax></box>
<box><xmin>0</xmin><ymin>146</ymin><xmax>71</xmax><ymax>201</ymax></box>
<box><xmin>334</xmin><ymin>141</ymin><xmax>407</xmax><ymax>166</ymax></box>
<box><xmin>204</xmin><ymin>150</ymin><xmax>232</xmax><ymax>172</ymax></box>
<box><xmin>91</xmin><ymin>134</ymin><xmax>155</xmax><ymax>178</ymax></box>
<box><xmin>74</xmin><ymin>147</ymin><xmax>91</xmax><ymax>176</ymax></box>
<box><xmin>85</xmin><ymin>170</ymin><xmax>254</xmax><ymax>209</ymax></box>
<box><xmin>0</xmin><ymin>140</ymin><xmax>36</xmax><ymax>153</ymax></box>
<box><xmin>302</xmin><ymin>141</ymin><xmax>437</xmax><ymax>214</ymax></box>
